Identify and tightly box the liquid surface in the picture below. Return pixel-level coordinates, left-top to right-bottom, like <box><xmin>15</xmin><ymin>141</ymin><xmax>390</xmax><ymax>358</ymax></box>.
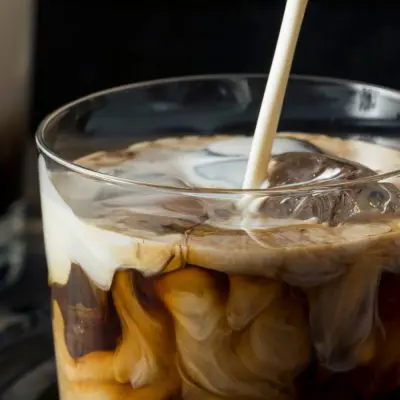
<box><xmin>69</xmin><ymin>135</ymin><xmax>400</xmax><ymax>227</ymax></box>
<box><xmin>73</xmin><ymin>134</ymin><xmax>399</xmax><ymax>189</ymax></box>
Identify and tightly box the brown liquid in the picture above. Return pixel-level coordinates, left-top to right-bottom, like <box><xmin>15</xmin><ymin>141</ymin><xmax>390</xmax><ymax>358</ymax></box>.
<box><xmin>50</xmin><ymin>261</ymin><xmax>400</xmax><ymax>400</ymax></box>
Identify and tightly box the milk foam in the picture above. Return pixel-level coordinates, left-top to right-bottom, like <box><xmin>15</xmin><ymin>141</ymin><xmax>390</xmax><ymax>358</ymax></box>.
<box><xmin>39</xmin><ymin>134</ymin><xmax>400</xmax><ymax>289</ymax></box>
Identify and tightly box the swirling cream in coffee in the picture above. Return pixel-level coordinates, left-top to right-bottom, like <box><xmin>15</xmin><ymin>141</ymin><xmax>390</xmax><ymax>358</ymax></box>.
<box><xmin>39</xmin><ymin>133</ymin><xmax>400</xmax><ymax>399</ymax></box>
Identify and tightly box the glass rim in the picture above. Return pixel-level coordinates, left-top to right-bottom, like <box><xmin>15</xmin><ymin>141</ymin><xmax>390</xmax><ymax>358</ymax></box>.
<box><xmin>35</xmin><ymin>73</ymin><xmax>400</xmax><ymax>195</ymax></box>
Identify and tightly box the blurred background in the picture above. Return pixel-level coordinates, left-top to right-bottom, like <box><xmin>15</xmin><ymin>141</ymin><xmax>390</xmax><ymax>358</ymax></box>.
<box><xmin>33</xmin><ymin>2</ymin><xmax>400</xmax><ymax>130</ymax></box>
<box><xmin>1</xmin><ymin>1</ymin><xmax>400</xmax><ymax>398</ymax></box>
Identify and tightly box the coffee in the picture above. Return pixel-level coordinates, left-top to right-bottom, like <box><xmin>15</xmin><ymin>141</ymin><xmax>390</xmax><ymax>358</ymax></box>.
<box><xmin>39</xmin><ymin>133</ymin><xmax>400</xmax><ymax>399</ymax></box>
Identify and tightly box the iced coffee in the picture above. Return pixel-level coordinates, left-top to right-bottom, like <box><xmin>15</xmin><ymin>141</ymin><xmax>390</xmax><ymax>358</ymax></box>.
<box><xmin>38</xmin><ymin>131</ymin><xmax>400</xmax><ymax>400</ymax></box>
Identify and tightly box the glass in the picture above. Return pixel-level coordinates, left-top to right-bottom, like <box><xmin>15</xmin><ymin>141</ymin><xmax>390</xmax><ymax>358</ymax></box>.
<box><xmin>36</xmin><ymin>75</ymin><xmax>400</xmax><ymax>400</ymax></box>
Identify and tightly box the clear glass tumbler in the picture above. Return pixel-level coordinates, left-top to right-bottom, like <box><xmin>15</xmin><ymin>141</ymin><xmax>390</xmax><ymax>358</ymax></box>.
<box><xmin>36</xmin><ymin>75</ymin><xmax>400</xmax><ymax>400</ymax></box>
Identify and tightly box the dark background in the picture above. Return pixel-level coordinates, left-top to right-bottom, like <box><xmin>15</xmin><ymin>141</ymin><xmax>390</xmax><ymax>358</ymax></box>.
<box><xmin>1</xmin><ymin>4</ymin><xmax>400</xmax><ymax>397</ymax></box>
<box><xmin>32</xmin><ymin>2</ymin><xmax>400</xmax><ymax>130</ymax></box>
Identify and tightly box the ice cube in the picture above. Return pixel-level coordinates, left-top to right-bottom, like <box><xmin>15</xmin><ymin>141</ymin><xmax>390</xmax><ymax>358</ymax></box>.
<box><xmin>257</xmin><ymin>152</ymin><xmax>400</xmax><ymax>226</ymax></box>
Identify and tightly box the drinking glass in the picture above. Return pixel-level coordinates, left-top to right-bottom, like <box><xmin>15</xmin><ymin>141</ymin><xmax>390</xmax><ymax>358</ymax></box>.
<box><xmin>36</xmin><ymin>75</ymin><xmax>400</xmax><ymax>400</ymax></box>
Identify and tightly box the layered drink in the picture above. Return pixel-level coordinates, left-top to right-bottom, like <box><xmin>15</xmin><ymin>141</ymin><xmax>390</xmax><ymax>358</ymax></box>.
<box><xmin>38</xmin><ymin>131</ymin><xmax>400</xmax><ymax>400</ymax></box>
